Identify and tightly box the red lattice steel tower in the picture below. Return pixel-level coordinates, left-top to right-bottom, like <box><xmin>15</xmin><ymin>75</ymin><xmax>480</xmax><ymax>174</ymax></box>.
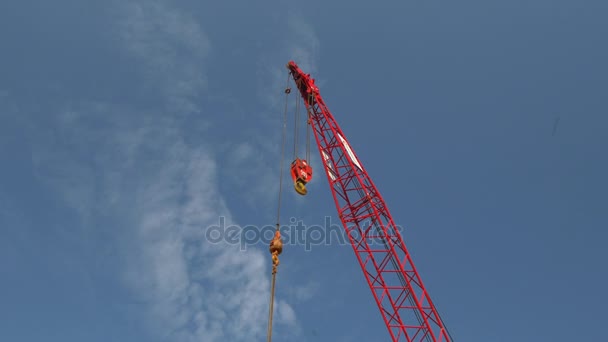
<box><xmin>286</xmin><ymin>61</ymin><xmax>453</xmax><ymax>342</ymax></box>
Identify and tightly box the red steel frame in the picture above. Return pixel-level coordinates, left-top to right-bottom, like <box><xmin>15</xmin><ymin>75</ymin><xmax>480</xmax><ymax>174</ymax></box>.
<box><xmin>286</xmin><ymin>61</ymin><xmax>452</xmax><ymax>342</ymax></box>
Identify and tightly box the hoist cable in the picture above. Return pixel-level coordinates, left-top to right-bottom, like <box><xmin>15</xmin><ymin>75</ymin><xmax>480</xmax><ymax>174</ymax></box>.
<box><xmin>267</xmin><ymin>269</ymin><xmax>278</xmax><ymax>342</ymax></box>
<box><xmin>267</xmin><ymin>72</ymin><xmax>291</xmax><ymax>342</ymax></box>
<box><xmin>275</xmin><ymin>74</ymin><xmax>289</xmax><ymax>226</ymax></box>
<box><xmin>293</xmin><ymin>92</ymin><xmax>300</xmax><ymax>160</ymax></box>
<box><xmin>306</xmin><ymin>106</ymin><xmax>311</xmax><ymax>162</ymax></box>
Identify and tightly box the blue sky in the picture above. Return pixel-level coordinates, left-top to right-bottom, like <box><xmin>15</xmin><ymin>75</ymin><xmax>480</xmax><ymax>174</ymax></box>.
<box><xmin>1</xmin><ymin>0</ymin><xmax>607</xmax><ymax>341</ymax></box>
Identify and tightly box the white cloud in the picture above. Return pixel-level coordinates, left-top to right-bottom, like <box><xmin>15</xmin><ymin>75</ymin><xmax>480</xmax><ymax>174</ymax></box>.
<box><xmin>123</xmin><ymin>135</ymin><xmax>278</xmax><ymax>342</ymax></box>
<box><xmin>275</xmin><ymin>299</ymin><xmax>297</xmax><ymax>326</ymax></box>
<box><xmin>286</xmin><ymin>14</ymin><xmax>320</xmax><ymax>75</ymax></box>
<box><xmin>239</xmin><ymin>10</ymin><xmax>324</xmax><ymax>213</ymax></box>
<box><xmin>22</xmin><ymin>0</ymin><xmax>302</xmax><ymax>341</ymax></box>
<box><xmin>290</xmin><ymin>280</ymin><xmax>321</xmax><ymax>302</ymax></box>
<box><xmin>29</xmin><ymin>101</ymin><xmax>297</xmax><ymax>342</ymax></box>
<box><xmin>111</xmin><ymin>1</ymin><xmax>297</xmax><ymax>338</ymax></box>
<box><xmin>217</xmin><ymin>11</ymin><xmax>324</xmax><ymax>215</ymax></box>
<box><xmin>116</xmin><ymin>0</ymin><xmax>210</xmax><ymax>115</ymax></box>
<box><xmin>224</xmin><ymin>141</ymin><xmax>281</xmax><ymax>210</ymax></box>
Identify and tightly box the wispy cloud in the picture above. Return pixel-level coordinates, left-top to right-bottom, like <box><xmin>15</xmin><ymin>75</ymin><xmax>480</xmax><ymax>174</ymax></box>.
<box><xmin>223</xmin><ymin>141</ymin><xmax>282</xmax><ymax>210</ymax></box>
<box><xmin>217</xmin><ymin>11</ymin><xmax>323</xmax><ymax>217</ymax></box>
<box><xmin>113</xmin><ymin>1</ymin><xmax>300</xmax><ymax>340</ymax></box>
<box><xmin>242</xmin><ymin>10</ymin><xmax>324</xmax><ymax>207</ymax></box>
<box><xmin>31</xmin><ymin>100</ymin><xmax>300</xmax><ymax>341</ymax></box>
<box><xmin>3</xmin><ymin>1</ymin><xmax>326</xmax><ymax>340</ymax></box>
<box><xmin>287</xmin><ymin>280</ymin><xmax>321</xmax><ymax>302</ymax></box>
<box><xmin>19</xmin><ymin>0</ymin><xmax>301</xmax><ymax>341</ymax></box>
<box><xmin>122</xmin><ymin>134</ymin><xmax>283</xmax><ymax>341</ymax></box>
<box><xmin>256</xmin><ymin>15</ymin><xmax>320</xmax><ymax>113</ymax></box>
<box><xmin>117</xmin><ymin>0</ymin><xmax>210</xmax><ymax>115</ymax></box>
<box><xmin>286</xmin><ymin>14</ymin><xmax>320</xmax><ymax>75</ymax></box>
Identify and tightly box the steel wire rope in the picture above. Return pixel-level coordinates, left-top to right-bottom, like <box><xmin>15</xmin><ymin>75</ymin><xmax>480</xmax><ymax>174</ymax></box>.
<box><xmin>293</xmin><ymin>91</ymin><xmax>300</xmax><ymax>159</ymax></box>
<box><xmin>266</xmin><ymin>73</ymin><xmax>291</xmax><ymax>342</ymax></box>
<box><xmin>306</xmin><ymin>105</ymin><xmax>311</xmax><ymax>162</ymax></box>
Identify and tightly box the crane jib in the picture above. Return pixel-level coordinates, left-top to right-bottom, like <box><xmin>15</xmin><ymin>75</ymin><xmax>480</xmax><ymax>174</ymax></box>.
<box><xmin>284</xmin><ymin>60</ymin><xmax>455</xmax><ymax>342</ymax></box>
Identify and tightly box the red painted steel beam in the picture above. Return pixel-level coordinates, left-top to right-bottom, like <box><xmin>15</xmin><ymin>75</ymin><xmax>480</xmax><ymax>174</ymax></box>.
<box><xmin>286</xmin><ymin>61</ymin><xmax>452</xmax><ymax>342</ymax></box>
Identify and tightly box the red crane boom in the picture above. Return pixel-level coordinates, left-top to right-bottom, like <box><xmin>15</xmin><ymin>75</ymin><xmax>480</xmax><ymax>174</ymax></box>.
<box><xmin>286</xmin><ymin>61</ymin><xmax>453</xmax><ymax>342</ymax></box>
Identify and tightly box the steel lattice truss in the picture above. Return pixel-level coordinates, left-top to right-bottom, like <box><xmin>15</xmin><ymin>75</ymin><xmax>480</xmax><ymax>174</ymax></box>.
<box><xmin>287</xmin><ymin>61</ymin><xmax>452</xmax><ymax>342</ymax></box>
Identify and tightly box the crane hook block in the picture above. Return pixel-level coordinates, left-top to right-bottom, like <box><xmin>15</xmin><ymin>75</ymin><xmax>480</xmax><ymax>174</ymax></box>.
<box><xmin>269</xmin><ymin>230</ymin><xmax>283</xmax><ymax>274</ymax></box>
<box><xmin>269</xmin><ymin>230</ymin><xmax>283</xmax><ymax>255</ymax></box>
<box><xmin>290</xmin><ymin>158</ymin><xmax>313</xmax><ymax>196</ymax></box>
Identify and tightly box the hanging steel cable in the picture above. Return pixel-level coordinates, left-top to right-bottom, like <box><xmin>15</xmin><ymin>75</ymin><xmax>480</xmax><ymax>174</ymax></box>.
<box><xmin>266</xmin><ymin>73</ymin><xmax>290</xmax><ymax>342</ymax></box>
